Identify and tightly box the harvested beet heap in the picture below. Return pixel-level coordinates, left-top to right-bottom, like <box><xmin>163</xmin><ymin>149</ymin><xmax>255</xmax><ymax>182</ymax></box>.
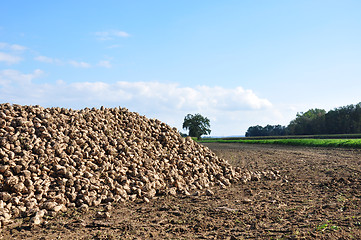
<box><xmin>0</xmin><ymin>103</ymin><xmax>278</xmax><ymax>226</ymax></box>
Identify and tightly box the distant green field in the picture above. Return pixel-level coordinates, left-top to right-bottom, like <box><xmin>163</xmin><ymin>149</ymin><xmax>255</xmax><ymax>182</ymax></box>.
<box><xmin>204</xmin><ymin>133</ymin><xmax>361</xmax><ymax>141</ymax></box>
<box><xmin>198</xmin><ymin>138</ymin><xmax>361</xmax><ymax>149</ymax></box>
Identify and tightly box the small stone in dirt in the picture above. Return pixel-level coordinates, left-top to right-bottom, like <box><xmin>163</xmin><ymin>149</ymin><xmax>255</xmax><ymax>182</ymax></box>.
<box><xmin>216</xmin><ymin>206</ymin><xmax>238</xmax><ymax>212</ymax></box>
<box><xmin>72</xmin><ymin>219</ymin><xmax>86</xmax><ymax>228</ymax></box>
<box><xmin>242</xmin><ymin>198</ymin><xmax>252</xmax><ymax>204</ymax></box>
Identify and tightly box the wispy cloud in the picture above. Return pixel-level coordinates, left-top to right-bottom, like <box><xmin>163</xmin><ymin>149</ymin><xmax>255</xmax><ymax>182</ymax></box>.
<box><xmin>107</xmin><ymin>44</ymin><xmax>121</xmax><ymax>49</ymax></box>
<box><xmin>0</xmin><ymin>42</ymin><xmax>27</xmax><ymax>51</ymax></box>
<box><xmin>0</xmin><ymin>69</ymin><xmax>43</xmax><ymax>86</ymax></box>
<box><xmin>0</xmin><ymin>42</ymin><xmax>26</xmax><ymax>65</ymax></box>
<box><xmin>34</xmin><ymin>55</ymin><xmax>61</xmax><ymax>64</ymax></box>
<box><xmin>10</xmin><ymin>44</ymin><xmax>27</xmax><ymax>51</ymax></box>
<box><xmin>97</xmin><ymin>60</ymin><xmax>112</xmax><ymax>68</ymax></box>
<box><xmin>95</xmin><ymin>30</ymin><xmax>130</xmax><ymax>41</ymax></box>
<box><xmin>68</xmin><ymin>60</ymin><xmax>91</xmax><ymax>68</ymax></box>
<box><xmin>0</xmin><ymin>52</ymin><xmax>23</xmax><ymax>64</ymax></box>
<box><xmin>36</xmin><ymin>56</ymin><xmax>109</xmax><ymax>69</ymax></box>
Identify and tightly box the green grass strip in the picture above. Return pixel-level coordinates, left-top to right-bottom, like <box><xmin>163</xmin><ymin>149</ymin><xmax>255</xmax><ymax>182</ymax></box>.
<box><xmin>198</xmin><ymin>138</ymin><xmax>361</xmax><ymax>149</ymax></box>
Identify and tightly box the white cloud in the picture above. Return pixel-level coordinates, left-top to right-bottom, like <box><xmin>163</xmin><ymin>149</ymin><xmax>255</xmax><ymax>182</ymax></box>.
<box><xmin>0</xmin><ymin>52</ymin><xmax>23</xmax><ymax>64</ymax></box>
<box><xmin>95</xmin><ymin>30</ymin><xmax>130</xmax><ymax>41</ymax></box>
<box><xmin>107</xmin><ymin>44</ymin><xmax>121</xmax><ymax>49</ymax></box>
<box><xmin>10</xmin><ymin>44</ymin><xmax>27</xmax><ymax>51</ymax></box>
<box><xmin>35</xmin><ymin>55</ymin><xmax>58</xmax><ymax>64</ymax></box>
<box><xmin>98</xmin><ymin>60</ymin><xmax>112</xmax><ymax>68</ymax></box>
<box><xmin>0</xmin><ymin>42</ymin><xmax>26</xmax><ymax>65</ymax></box>
<box><xmin>0</xmin><ymin>42</ymin><xmax>27</xmax><ymax>51</ymax></box>
<box><xmin>69</xmin><ymin>60</ymin><xmax>91</xmax><ymax>68</ymax></box>
<box><xmin>0</xmin><ymin>69</ymin><xmax>43</xmax><ymax>86</ymax></box>
<box><xmin>36</xmin><ymin>56</ymin><xmax>110</xmax><ymax>69</ymax></box>
<box><xmin>0</xmin><ymin>74</ymin><xmax>279</xmax><ymax>135</ymax></box>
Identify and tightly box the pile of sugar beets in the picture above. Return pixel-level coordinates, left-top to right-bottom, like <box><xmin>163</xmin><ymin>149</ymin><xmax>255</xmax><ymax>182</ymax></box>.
<box><xmin>0</xmin><ymin>103</ymin><xmax>279</xmax><ymax>227</ymax></box>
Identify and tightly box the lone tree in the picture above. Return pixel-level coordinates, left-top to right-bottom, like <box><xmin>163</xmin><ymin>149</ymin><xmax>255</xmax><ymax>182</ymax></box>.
<box><xmin>182</xmin><ymin>113</ymin><xmax>211</xmax><ymax>139</ymax></box>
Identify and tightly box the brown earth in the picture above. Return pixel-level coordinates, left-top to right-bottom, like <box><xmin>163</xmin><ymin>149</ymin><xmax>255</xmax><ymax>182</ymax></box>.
<box><xmin>1</xmin><ymin>143</ymin><xmax>360</xmax><ymax>239</ymax></box>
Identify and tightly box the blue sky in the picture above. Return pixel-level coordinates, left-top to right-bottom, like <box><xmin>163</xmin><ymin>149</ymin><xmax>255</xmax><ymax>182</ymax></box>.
<box><xmin>1</xmin><ymin>1</ymin><xmax>361</xmax><ymax>136</ymax></box>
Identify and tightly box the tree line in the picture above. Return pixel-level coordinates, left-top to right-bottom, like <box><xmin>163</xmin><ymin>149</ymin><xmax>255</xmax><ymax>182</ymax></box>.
<box><xmin>246</xmin><ymin>102</ymin><xmax>361</xmax><ymax>137</ymax></box>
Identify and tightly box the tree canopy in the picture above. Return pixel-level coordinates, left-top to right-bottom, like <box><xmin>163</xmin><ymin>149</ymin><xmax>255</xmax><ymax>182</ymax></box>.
<box><xmin>287</xmin><ymin>108</ymin><xmax>326</xmax><ymax>135</ymax></box>
<box><xmin>245</xmin><ymin>125</ymin><xmax>286</xmax><ymax>137</ymax></box>
<box><xmin>182</xmin><ymin>113</ymin><xmax>211</xmax><ymax>139</ymax></box>
<box><xmin>245</xmin><ymin>103</ymin><xmax>361</xmax><ymax>137</ymax></box>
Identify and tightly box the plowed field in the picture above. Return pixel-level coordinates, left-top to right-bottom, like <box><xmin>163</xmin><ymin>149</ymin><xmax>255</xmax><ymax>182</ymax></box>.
<box><xmin>2</xmin><ymin>143</ymin><xmax>361</xmax><ymax>239</ymax></box>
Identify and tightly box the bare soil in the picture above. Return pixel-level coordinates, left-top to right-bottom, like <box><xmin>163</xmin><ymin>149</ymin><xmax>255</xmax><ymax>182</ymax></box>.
<box><xmin>2</xmin><ymin>143</ymin><xmax>361</xmax><ymax>239</ymax></box>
